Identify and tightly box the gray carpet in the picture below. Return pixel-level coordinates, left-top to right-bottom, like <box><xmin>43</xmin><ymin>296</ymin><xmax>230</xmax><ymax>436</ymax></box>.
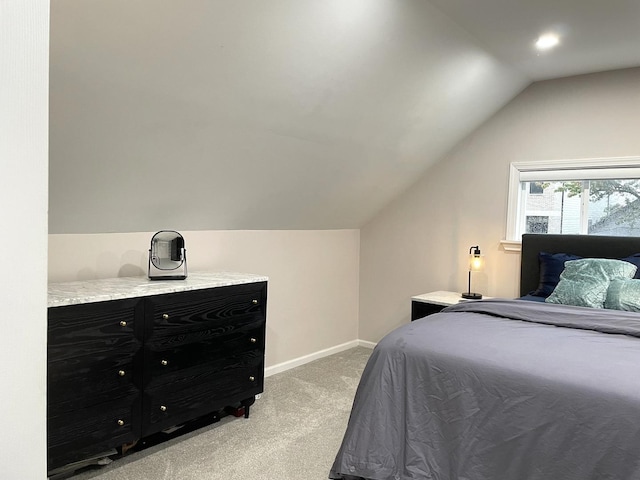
<box><xmin>68</xmin><ymin>346</ymin><xmax>372</xmax><ymax>480</ymax></box>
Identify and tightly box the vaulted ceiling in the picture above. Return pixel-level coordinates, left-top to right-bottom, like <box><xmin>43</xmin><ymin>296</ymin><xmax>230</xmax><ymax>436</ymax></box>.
<box><xmin>49</xmin><ymin>0</ymin><xmax>640</xmax><ymax>234</ymax></box>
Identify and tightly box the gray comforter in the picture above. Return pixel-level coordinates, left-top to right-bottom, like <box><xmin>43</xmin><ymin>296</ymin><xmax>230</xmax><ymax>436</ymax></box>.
<box><xmin>329</xmin><ymin>299</ymin><xmax>640</xmax><ymax>480</ymax></box>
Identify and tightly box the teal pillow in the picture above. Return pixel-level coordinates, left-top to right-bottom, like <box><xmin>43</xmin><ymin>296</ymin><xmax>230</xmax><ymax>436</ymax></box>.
<box><xmin>605</xmin><ymin>278</ymin><xmax>640</xmax><ymax>311</ymax></box>
<box><xmin>545</xmin><ymin>258</ymin><xmax>637</xmax><ymax>308</ymax></box>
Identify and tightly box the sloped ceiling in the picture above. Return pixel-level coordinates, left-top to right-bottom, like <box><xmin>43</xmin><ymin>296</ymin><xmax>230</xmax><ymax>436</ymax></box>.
<box><xmin>50</xmin><ymin>0</ymin><xmax>639</xmax><ymax>233</ymax></box>
<box><xmin>429</xmin><ymin>0</ymin><xmax>640</xmax><ymax>81</ymax></box>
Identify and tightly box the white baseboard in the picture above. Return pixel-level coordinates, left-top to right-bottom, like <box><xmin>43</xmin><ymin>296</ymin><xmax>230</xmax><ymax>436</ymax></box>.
<box><xmin>264</xmin><ymin>339</ymin><xmax>376</xmax><ymax>378</ymax></box>
<box><xmin>357</xmin><ymin>339</ymin><xmax>377</xmax><ymax>349</ymax></box>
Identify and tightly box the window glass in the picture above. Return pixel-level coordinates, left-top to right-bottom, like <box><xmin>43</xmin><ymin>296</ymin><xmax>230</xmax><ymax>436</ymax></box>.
<box><xmin>520</xmin><ymin>178</ymin><xmax>640</xmax><ymax>237</ymax></box>
<box><xmin>505</xmin><ymin>158</ymin><xmax>640</xmax><ymax>246</ymax></box>
<box><xmin>586</xmin><ymin>179</ymin><xmax>640</xmax><ymax>236</ymax></box>
<box><xmin>522</xmin><ymin>181</ymin><xmax>582</xmax><ymax>234</ymax></box>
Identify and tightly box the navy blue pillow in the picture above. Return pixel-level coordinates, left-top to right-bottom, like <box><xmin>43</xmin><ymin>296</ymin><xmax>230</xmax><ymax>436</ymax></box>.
<box><xmin>518</xmin><ymin>294</ymin><xmax>546</xmax><ymax>302</ymax></box>
<box><xmin>531</xmin><ymin>251</ymin><xmax>582</xmax><ymax>297</ymax></box>
<box><xmin>620</xmin><ymin>253</ymin><xmax>640</xmax><ymax>279</ymax></box>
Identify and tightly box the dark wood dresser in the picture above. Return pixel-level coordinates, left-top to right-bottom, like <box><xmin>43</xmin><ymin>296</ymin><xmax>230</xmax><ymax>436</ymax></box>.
<box><xmin>47</xmin><ymin>273</ymin><xmax>267</xmax><ymax>475</ymax></box>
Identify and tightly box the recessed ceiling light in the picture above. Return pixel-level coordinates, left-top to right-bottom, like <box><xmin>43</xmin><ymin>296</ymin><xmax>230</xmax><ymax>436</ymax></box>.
<box><xmin>535</xmin><ymin>33</ymin><xmax>560</xmax><ymax>51</ymax></box>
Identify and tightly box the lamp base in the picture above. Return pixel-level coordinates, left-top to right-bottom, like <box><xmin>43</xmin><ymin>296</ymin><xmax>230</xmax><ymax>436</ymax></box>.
<box><xmin>461</xmin><ymin>292</ymin><xmax>483</xmax><ymax>300</ymax></box>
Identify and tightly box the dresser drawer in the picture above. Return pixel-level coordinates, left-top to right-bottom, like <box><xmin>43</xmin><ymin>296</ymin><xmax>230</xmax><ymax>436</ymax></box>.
<box><xmin>145</xmin><ymin>342</ymin><xmax>264</xmax><ymax>389</ymax></box>
<box><xmin>48</xmin><ymin>298</ymin><xmax>142</xmax><ymax>360</ymax></box>
<box><xmin>48</xmin><ymin>394</ymin><xmax>141</xmax><ymax>471</ymax></box>
<box><xmin>48</xmin><ymin>351</ymin><xmax>141</xmax><ymax>414</ymax></box>
<box><xmin>144</xmin><ymin>320</ymin><xmax>265</xmax><ymax>385</ymax></box>
<box><xmin>143</xmin><ymin>350</ymin><xmax>264</xmax><ymax>434</ymax></box>
<box><xmin>147</xmin><ymin>313</ymin><xmax>264</xmax><ymax>355</ymax></box>
<box><xmin>145</xmin><ymin>283</ymin><xmax>266</xmax><ymax>341</ymax></box>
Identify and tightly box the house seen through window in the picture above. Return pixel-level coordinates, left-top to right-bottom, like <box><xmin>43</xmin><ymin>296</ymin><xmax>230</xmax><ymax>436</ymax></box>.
<box><xmin>505</xmin><ymin>158</ymin><xmax>640</xmax><ymax>244</ymax></box>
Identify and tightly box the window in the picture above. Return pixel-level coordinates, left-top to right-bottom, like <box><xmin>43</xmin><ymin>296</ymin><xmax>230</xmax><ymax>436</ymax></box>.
<box><xmin>504</xmin><ymin>157</ymin><xmax>640</xmax><ymax>250</ymax></box>
<box><xmin>529</xmin><ymin>182</ymin><xmax>544</xmax><ymax>194</ymax></box>
<box><xmin>526</xmin><ymin>215</ymin><xmax>549</xmax><ymax>234</ymax></box>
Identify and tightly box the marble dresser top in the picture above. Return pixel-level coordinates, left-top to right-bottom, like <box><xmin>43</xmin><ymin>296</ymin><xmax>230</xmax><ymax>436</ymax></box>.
<box><xmin>48</xmin><ymin>272</ymin><xmax>269</xmax><ymax>308</ymax></box>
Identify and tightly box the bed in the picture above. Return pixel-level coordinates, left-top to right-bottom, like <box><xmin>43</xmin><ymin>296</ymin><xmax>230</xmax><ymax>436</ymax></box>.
<box><xmin>329</xmin><ymin>234</ymin><xmax>640</xmax><ymax>480</ymax></box>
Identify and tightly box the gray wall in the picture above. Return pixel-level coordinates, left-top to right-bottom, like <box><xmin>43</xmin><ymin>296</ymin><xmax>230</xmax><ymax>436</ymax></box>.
<box><xmin>359</xmin><ymin>67</ymin><xmax>640</xmax><ymax>342</ymax></box>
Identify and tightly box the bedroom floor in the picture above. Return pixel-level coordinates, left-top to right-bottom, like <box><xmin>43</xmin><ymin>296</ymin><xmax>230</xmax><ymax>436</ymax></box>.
<box><xmin>64</xmin><ymin>346</ymin><xmax>372</xmax><ymax>480</ymax></box>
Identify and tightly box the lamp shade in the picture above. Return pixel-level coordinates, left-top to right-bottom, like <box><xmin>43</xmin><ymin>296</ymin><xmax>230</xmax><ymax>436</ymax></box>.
<box><xmin>469</xmin><ymin>248</ymin><xmax>484</xmax><ymax>272</ymax></box>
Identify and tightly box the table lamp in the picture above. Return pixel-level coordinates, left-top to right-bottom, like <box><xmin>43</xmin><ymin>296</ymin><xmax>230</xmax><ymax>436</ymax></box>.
<box><xmin>462</xmin><ymin>245</ymin><xmax>484</xmax><ymax>299</ymax></box>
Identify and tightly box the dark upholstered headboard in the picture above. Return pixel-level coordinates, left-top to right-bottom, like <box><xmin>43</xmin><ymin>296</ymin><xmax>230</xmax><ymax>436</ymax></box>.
<box><xmin>520</xmin><ymin>234</ymin><xmax>640</xmax><ymax>297</ymax></box>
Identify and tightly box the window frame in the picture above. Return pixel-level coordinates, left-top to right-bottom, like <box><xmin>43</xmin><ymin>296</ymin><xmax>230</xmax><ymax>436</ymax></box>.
<box><xmin>503</xmin><ymin>156</ymin><xmax>640</xmax><ymax>252</ymax></box>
